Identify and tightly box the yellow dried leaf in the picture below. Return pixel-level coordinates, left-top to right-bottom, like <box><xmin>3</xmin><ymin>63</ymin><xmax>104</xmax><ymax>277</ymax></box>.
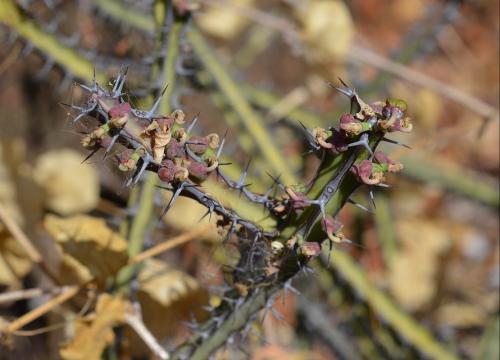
<box><xmin>34</xmin><ymin>149</ymin><xmax>99</xmax><ymax>215</ymax></box>
<box><xmin>138</xmin><ymin>258</ymin><xmax>201</xmax><ymax>306</ymax></box>
<box><xmin>299</xmin><ymin>0</ymin><xmax>354</xmax><ymax>64</ymax></box>
<box><xmin>196</xmin><ymin>0</ymin><xmax>255</xmax><ymax>40</ymax></box>
<box><xmin>136</xmin><ymin>259</ymin><xmax>208</xmax><ymax>338</ymax></box>
<box><xmin>60</xmin><ymin>294</ymin><xmax>130</xmax><ymax>360</ymax></box>
<box><xmin>0</xmin><ymin>224</ymin><xmax>32</xmax><ymax>289</ymax></box>
<box><xmin>44</xmin><ymin>215</ymin><xmax>128</xmax><ymax>285</ymax></box>
<box><xmin>389</xmin><ymin>219</ymin><xmax>451</xmax><ymax>311</ymax></box>
<box><xmin>436</xmin><ymin>302</ymin><xmax>488</xmax><ymax>328</ymax></box>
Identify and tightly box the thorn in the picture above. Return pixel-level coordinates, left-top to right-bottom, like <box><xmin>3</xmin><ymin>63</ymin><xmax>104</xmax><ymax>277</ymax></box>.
<box><xmin>148</xmin><ymin>85</ymin><xmax>168</xmax><ymax>118</ymax></box>
<box><xmin>346</xmin><ymin>134</ymin><xmax>374</xmax><ymax>157</ymax></box>
<box><xmin>216</xmin><ymin>129</ymin><xmax>228</xmax><ymax>159</ymax></box>
<box><xmin>79</xmin><ymin>67</ymin><xmax>98</xmax><ymax>93</ymax></box>
<box><xmin>132</xmin><ymin>158</ymin><xmax>149</xmax><ymax>185</ymax></box>
<box><xmin>81</xmin><ymin>148</ymin><xmax>99</xmax><ymax>164</ymax></box>
<box><xmin>298</xmin><ymin>120</ymin><xmax>320</xmax><ymax>151</ymax></box>
<box><xmin>328</xmin><ymin>78</ymin><xmax>354</xmax><ymax>97</ymax></box>
<box><xmin>347</xmin><ymin>198</ymin><xmax>372</xmax><ymax>213</ymax></box>
<box><xmin>338</xmin><ymin>77</ymin><xmax>349</xmax><ymax>88</ymax></box>
<box><xmin>343</xmin><ymin>238</ymin><xmax>365</xmax><ymax>249</ymax></box>
<box><xmin>236</xmin><ymin>159</ymin><xmax>252</xmax><ymax>195</ymax></box>
<box><xmin>223</xmin><ymin>220</ymin><xmax>236</xmax><ymax>244</ymax></box>
<box><xmin>198</xmin><ymin>205</ymin><xmax>214</xmax><ymax>223</ymax></box>
<box><xmin>74</xmin><ymin>111</ymin><xmax>91</xmax><ymax>123</ymax></box>
<box><xmin>112</xmin><ymin>68</ymin><xmax>123</xmax><ymax>94</ymax></box>
<box><xmin>284</xmin><ymin>280</ymin><xmax>300</xmax><ymax>296</ymax></box>
<box><xmin>265</xmin><ymin>172</ymin><xmax>284</xmax><ymax>190</ymax></box>
<box><xmin>368</xmin><ymin>186</ymin><xmax>376</xmax><ymax>209</ymax></box>
<box><xmin>111</xmin><ymin>67</ymin><xmax>128</xmax><ymax>98</ymax></box>
<box><xmin>160</xmin><ymin>182</ymin><xmax>186</xmax><ymax>218</ymax></box>
<box><xmin>104</xmin><ymin>133</ymin><xmax>120</xmax><ymax>157</ymax></box>
<box><xmin>186</xmin><ymin>113</ymin><xmax>199</xmax><ymax>134</ymax></box>
<box><xmin>382</xmin><ymin>137</ymin><xmax>411</xmax><ymax>149</ymax></box>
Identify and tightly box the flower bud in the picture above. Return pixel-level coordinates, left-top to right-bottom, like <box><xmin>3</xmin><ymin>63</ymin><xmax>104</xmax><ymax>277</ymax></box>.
<box><xmin>158</xmin><ymin>159</ymin><xmax>176</xmax><ymax>182</ymax></box>
<box><xmin>118</xmin><ymin>149</ymin><xmax>137</xmax><ymax>172</ymax></box>
<box><xmin>165</xmin><ymin>139</ymin><xmax>186</xmax><ymax>159</ymax></box>
<box><xmin>188</xmin><ymin>135</ymin><xmax>209</xmax><ymax>155</ymax></box>
<box><xmin>188</xmin><ymin>161</ymin><xmax>209</xmax><ymax>181</ymax></box>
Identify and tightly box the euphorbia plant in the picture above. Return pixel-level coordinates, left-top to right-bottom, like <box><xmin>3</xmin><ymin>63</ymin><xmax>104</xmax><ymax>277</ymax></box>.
<box><xmin>70</xmin><ymin>70</ymin><xmax>412</xmax><ymax>359</ymax></box>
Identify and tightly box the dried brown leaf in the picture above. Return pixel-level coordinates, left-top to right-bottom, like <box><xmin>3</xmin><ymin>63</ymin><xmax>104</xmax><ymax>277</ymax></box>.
<box><xmin>135</xmin><ymin>259</ymin><xmax>208</xmax><ymax>339</ymax></box>
<box><xmin>44</xmin><ymin>215</ymin><xmax>128</xmax><ymax>286</ymax></box>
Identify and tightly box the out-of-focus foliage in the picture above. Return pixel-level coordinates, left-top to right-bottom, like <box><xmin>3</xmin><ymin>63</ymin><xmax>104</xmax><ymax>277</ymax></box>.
<box><xmin>60</xmin><ymin>294</ymin><xmax>131</xmax><ymax>360</ymax></box>
<box><xmin>34</xmin><ymin>150</ymin><xmax>99</xmax><ymax>215</ymax></box>
<box><xmin>0</xmin><ymin>0</ymin><xmax>498</xmax><ymax>359</ymax></box>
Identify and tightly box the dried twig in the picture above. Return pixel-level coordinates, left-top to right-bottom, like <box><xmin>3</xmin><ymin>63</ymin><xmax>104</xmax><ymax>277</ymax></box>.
<box><xmin>3</xmin><ymin>285</ymin><xmax>80</xmax><ymax>333</ymax></box>
<box><xmin>129</xmin><ymin>224</ymin><xmax>212</xmax><ymax>264</ymax></box>
<box><xmin>0</xmin><ymin>202</ymin><xmax>58</xmax><ymax>282</ymax></box>
<box><xmin>347</xmin><ymin>45</ymin><xmax>499</xmax><ymax>123</ymax></box>
<box><xmin>125</xmin><ymin>303</ymin><xmax>169</xmax><ymax>360</ymax></box>
<box><xmin>0</xmin><ymin>203</ymin><xmax>42</xmax><ymax>263</ymax></box>
<box><xmin>0</xmin><ymin>287</ymin><xmax>66</xmax><ymax>304</ymax></box>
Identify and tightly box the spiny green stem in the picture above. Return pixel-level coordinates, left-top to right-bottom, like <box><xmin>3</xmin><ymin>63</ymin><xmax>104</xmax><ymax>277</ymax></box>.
<box><xmin>0</xmin><ymin>0</ymin><xmax>107</xmax><ymax>84</ymax></box>
<box><xmin>173</xmin><ymin>285</ymin><xmax>279</xmax><ymax>360</ymax></box>
<box><xmin>172</xmin><ymin>144</ymin><xmax>368</xmax><ymax>359</ymax></box>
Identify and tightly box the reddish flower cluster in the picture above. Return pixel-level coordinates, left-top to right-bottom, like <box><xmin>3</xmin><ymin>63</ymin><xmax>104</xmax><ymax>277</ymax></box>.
<box><xmin>78</xmin><ymin>85</ymin><xmax>222</xmax><ymax>185</ymax></box>
<box><xmin>311</xmin><ymin>97</ymin><xmax>412</xmax><ymax>155</ymax></box>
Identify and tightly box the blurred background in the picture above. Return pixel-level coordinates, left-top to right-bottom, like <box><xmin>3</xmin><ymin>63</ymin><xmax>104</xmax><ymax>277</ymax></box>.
<box><xmin>0</xmin><ymin>0</ymin><xmax>499</xmax><ymax>359</ymax></box>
